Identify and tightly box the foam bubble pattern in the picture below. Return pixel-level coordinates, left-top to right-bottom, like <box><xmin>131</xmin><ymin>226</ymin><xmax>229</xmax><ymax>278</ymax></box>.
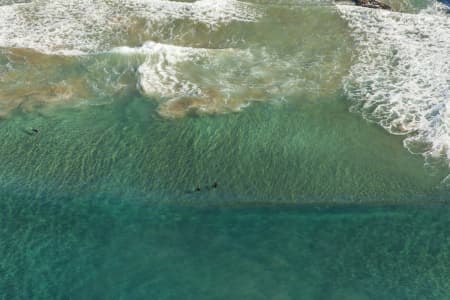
<box><xmin>114</xmin><ymin>40</ymin><xmax>349</xmax><ymax>117</ymax></box>
<box><xmin>338</xmin><ymin>5</ymin><xmax>450</xmax><ymax>163</ymax></box>
<box><xmin>114</xmin><ymin>42</ymin><xmax>209</xmax><ymax>98</ymax></box>
<box><xmin>0</xmin><ymin>0</ymin><xmax>260</xmax><ymax>54</ymax></box>
<box><xmin>116</xmin><ymin>42</ymin><xmax>258</xmax><ymax>116</ymax></box>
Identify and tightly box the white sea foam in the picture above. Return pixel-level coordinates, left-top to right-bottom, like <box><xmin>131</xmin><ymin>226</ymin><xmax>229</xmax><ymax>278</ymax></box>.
<box><xmin>114</xmin><ymin>38</ymin><xmax>351</xmax><ymax>117</ymax></box>
<box><xmin>113</xmin><ymin>42</ymin><xmax>210</xmax><ymax>99</ymax></box>
<box><xmin>113</xmin><ymin>42</ymin><xmax>256</xmax><ymax>116</ymax></box>
<box><xmin>1</xmin><ymin>1</ymin><xmax>351</xmax><ymax>118</ymax></box>
<box><xmin>337</xmin><ymin>4</ymin><xmax>450</xmax><ymax>164</ymax></box>
<box><xmin>0</xmin><ymin>0</ymin><xmax>260</xmax><ymax>54</ymax></box>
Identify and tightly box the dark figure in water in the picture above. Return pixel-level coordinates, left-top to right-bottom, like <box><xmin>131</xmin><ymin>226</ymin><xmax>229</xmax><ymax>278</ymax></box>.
<box><xmin>191</xmin><ymin>182</ymin><xmax>217</xmax><ymax>193</ymax></box>
<box><xmin>31</xmin><ymin>128</ymin><xmax>39</xmax><ymax>134</ymax></box>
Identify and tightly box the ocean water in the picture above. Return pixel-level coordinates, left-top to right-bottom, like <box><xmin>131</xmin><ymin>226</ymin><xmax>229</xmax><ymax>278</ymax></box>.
<box><xmin>0</xmin><ymin>0</ymin><xmax>449</xmax><ymax>299</ymax></box>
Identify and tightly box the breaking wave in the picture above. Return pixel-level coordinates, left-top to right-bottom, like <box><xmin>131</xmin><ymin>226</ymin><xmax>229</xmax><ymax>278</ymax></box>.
<box><xmin>338</xmin><ymin>4</ymin><xmax>450</xmax><ymax>164</ymax></box>
<box><xmin>0</xmin><ymin>0</ymin><xmax>352</xmax><ymax>119</ymax></box>
<box><xmin>0</xmin><ymin>0</ymin><xmax>260</xmax><ymax>54</ymax></box>
<box><xmin>113</xmin><ymin>39</ymin><xmax>350</xmax><ymax>118</ymax></box>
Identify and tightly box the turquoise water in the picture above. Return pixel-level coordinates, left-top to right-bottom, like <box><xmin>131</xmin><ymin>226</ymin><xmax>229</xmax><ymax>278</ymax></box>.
<box><xmin>1</xmin><ymin>93</ymin><xmax>449</xmax><ymax>299</ymax></box>
<box><xmin>1</xmin><ymin>195</ymin><xmax>449</xmax><ymax>299</ymax></box>
<box><xmin>1</xmin><ymin>0</ymin><xmax>450</xmax><ymax>299</ymax></box>
<box><xmin>1</xmin><ymin>94</ymin><xmax>448</xmax><ymax>204</ymax></box>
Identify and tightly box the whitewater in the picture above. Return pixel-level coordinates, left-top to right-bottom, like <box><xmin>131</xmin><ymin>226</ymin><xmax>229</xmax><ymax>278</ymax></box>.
<box><xmin>337</xmin><ymin>3</ymin><xmax>450</xmax><ymax>165</ymax></box>
<box><xmin>0</xmin><ymin>0</ymin><xmax>449</xmax><ymax>167</ymax></box>
<box><xmin>2</xmin><ymin>3</ymin><xmax>450</xmax><ymax>299</ymax></box>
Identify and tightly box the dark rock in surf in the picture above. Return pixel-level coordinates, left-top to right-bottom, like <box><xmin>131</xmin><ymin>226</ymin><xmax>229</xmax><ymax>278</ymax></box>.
<box><xmin>437</xmin><ymin>0</ymin><xmax>450</xmax><ymax>13</ymax></box>
<box><xmin>335</xmin><ymin>0</ymin><xmax>392</xmax><ymax>10</ymax></box>
<box><xmin>353</xmin><ymin>0</ymin><xmax>391</xmax><ymax>10</ymax></box>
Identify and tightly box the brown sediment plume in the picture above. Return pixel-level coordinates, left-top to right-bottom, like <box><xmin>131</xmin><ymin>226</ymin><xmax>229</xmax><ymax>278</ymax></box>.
<box><xmin>0</xmin><ymin>49</ymin><xmax>95</xmax><ymax>116</ymax></box>
<box><xmin>138</xmin><ymin>37</ymin><xmax>353</xmax><ymax>118</ymax></box>
<box><xmin>158</xmin><ymin>96</ymin><xmax>211</xmax><ymax>118</ymax></box>
<box><xmin>0</xmin><ymin>79</ymin><xmax>92</xmax><ymax>116</ymax></box>
<box><xmin>0</xmin><ymin>48</ymin><xmax>141</xmax><ymax>117</ymax></box>
<box><xmin>157</xmin><ymin>86</ymin><xmax>271</xmax><ymax>118</ymax></box>
<box><xmin>153</xmin><ymin>74</ymin><xmax>349</xmax><ymax>118</ymax></box>
<box><xmin>157</xmin><ymin>95</ymin><xmax>236</xmax><ymax>119</ymax></box>
<box><xmin>147</xmin><ymin>53</ymin><xmax>350</xmax><ymax>118</ymax></box>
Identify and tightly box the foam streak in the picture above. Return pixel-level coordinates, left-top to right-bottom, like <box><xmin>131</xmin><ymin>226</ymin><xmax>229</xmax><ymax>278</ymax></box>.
<box><xmin>338</xmin><ymin>4</ymin><xmax>450</xmax><ymax>163</ymax></box>
<box><xmin>0</xmin><ymin>0</ymin><xmax>260</xmax><ymax>54</ymax></box>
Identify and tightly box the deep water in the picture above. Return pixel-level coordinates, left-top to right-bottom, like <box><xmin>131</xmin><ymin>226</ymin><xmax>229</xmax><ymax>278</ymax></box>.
<box><xmin>1</xmin><ymin>195</ymin><xmax>449</xmax><ymax>299</ymax></box>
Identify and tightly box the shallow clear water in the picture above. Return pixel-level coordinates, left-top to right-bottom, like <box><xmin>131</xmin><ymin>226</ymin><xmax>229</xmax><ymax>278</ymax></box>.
<box><xmin>0</xmin><ymin>0</ymin><xmax>449</xmax><ymax>299</ymax></box>
<box><xmin>1</xmin><ymin>92</ymin><xmax>449</xmax><ymax>299</ymax></box>
<box><xmin>1</xmin><ymin>94</ymin><xmax>449</xmax><ymax>204</ymax></box>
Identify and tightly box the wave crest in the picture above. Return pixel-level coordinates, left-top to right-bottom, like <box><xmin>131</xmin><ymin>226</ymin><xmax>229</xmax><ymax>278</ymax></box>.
<box><xmin>116</xmin><ymin>39</ymin><xmax>351</xmax><ymax>118</ymax></box>
<box><xmin>338</xmin><ymin>5</ymin><xmax>450</xmax><ymax>163</ymax></box>
<box><xmin>0</xmin><ymin>0</ymin><xmax>260</xmax><ymax>54</ymax></box>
